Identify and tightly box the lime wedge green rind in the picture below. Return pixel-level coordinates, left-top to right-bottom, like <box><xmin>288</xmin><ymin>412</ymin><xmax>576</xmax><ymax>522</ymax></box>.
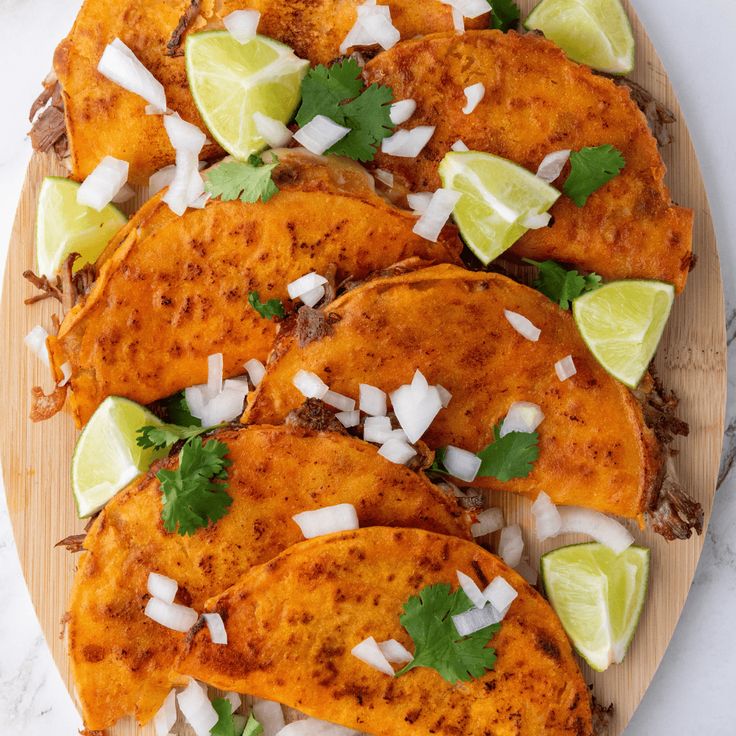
<box><xmin>541</xmin><ymin>542</ymin><xmax>650</xmax><ymax>672</ymax></box>
<box><xmin>36</xmin><ymin>176</ymin><xmax>127</xmax><ymax>278</ymax></box>
<box><xmin>524</xmin><ymin>0</ymin><xmax>635</xmax><ymax>74</ymax></box>
<box><xmin>71</xmin><ymin>396</ymin><xmax>168</xmax><ymax>518</ymax></box>
<box><xmin>439</xmin><ymin>151</ymin><xmax>560</xmax><ymax>266</ymax></box>
<box><xmin>572</xmin><ymin>279</ymin><xmax>674</xmax><ymax>389</ymax></box>
<box><xmin>186</xmin><ymin>31</ymin><xmax>309</xmax><ymax>160</ymax></box>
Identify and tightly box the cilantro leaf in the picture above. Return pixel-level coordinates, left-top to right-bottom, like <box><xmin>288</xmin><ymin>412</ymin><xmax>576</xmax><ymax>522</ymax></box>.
<box><xmin>476</xmin><ymin>424</ymin><xmax>539</xmax><ymax>481</ymax></box>
<box><xmin>205</xmin><ymin>156</ymin><xmax>279</xmax><ymax>205</ymax></box>
<box><xmin>136</xmin><ymin>421</ymin><xmax>225</xmax><ymax>452</ymax></box>
<box><xmin>248</xmin><ymin>290</ymin><xmax>285</xmax><ymax>320</ymax></box>
<box><xmin>563</xmin><ymin>144</ymin><xmax>626</xmax><ymax>206</ymax></box>
<box><xmin>488</xmin><ymin>0</ymin><xmax>520</xmax><ymax>31</ymax></box>
<box><xmin>296</xmin><ymin>59</ymin><xmax>394</xmax><ymax>162</ymax></box>
<box><xmin>523</xmin><ymin>258</ymin><xmax>602</xmax><ymax>309</ymax></box>
<box><xmin>243</xmin><ymin>714</ymin><xmax>264</xmax><ymax>736</ymax></box>
<box><xmin>159</xmin><ymin>391</ymin><xmax>201</xmax><ymax>427</ymax></box>
<box><xmin>396</xmin><ymin>583</ymin><xmax>499</xmax><ymax>683</ymax></box>
<box><xmin>211</xmin><ymin>698</ymin><xmax>236</xmax><ymax>736</ymax></box>
<box><xmin>428</xmin><ymin>447</ymin><xmax>449</xmax><ymax>476</ymax></box>
<box><xmin>158</xmin><ymin>436</ymin><xmax>232</xmax><ymax>535</ymax></box>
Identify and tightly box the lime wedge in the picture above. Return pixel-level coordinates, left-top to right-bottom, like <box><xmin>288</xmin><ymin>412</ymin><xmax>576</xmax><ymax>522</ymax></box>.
<box><xmin>572</xmin><ymin>279</ymin><xmax>674</xmax><ymax>388</ymax></box>
<box><xmin>524</xmin><ymin>0</ymin><xmax>635</xmax><ymax>74</ymax></box>
<box><xmin>438</xmin><ymin>151</ymin><xmax>560</xmax><ymax>265</ymax></box>
<box><xmin>541</xmin><ymin>542</ymin><xmax>650</xmax><ymax>671</ymax></box>
<box><xmin>36</xmin><ymin>176</ymin><xmax>127</xmax><ymax>278</ymax></box>
<box><xmin>71</xmin><ymin>397</ymin><xmax>167</xmax><ymax>517</ymax></box>
<box><xmin>185</xmin><ymin>31</ymin><xmax>308</xmax><ymax>159</ymax></box>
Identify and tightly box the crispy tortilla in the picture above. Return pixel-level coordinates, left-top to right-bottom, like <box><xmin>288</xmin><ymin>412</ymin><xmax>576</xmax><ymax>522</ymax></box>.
<box><xmin>245</xmin><ymin>264</ymin><xmax>679</xmax><ymax>526</ymax></box>
<box><xmin>363</xmin><ymin>31</ymin><xmax>694</xmax><ymax>291</ymax></box>
<box><xmin>69</xmin><ymin>425</ymin><xmax>472</xmax><ymax>730</ymax></box>
<box><xmin>177</xmin><ymin>527</ymin><xmax>594</xmax><ymax>735</ymax></box>
<box><xmin>47</xmin><ymin>152</ymin><xmax>461</xmax><ymax>426</ymax></box>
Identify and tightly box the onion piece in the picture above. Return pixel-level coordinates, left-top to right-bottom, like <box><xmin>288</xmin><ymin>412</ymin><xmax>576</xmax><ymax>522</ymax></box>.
<box><xmin>77</xmin><ymin>156</ymin><xmax>130</xmax><ymax>212</ymax></box>
<box><xmin>184</xmin><ymin>385</ymin><xmax>207</xmax><ymax>420</ymax></box>
<box><xmin>153</xmin><ymin>688</ymin><xmax>177</xmax><ymax>736</ymax></box>
<box><xmin>462</xmin><ymin>83</ymin><xmax>485</xmax><ymax>114</ymax></box>
<box><xmin>200</xmin><ymin>385</ymin><xmax>248</xmax><ymax>425</ymax></box>
<box><xmin>24</xmin><ymin>325</ymin><xmax>50</xmax><ymax>367</ymax></box>
<box><xmin>359</xmin><ymin>383</ymin><xmax>387</xmax><ymax>416</ymax></box>
<box><xmin>253</xmin><ymin>111</ymin><xmax>293</xmax><ymax>148</ymax></box>
<box><xmin>406</xmin><ymin>192</ymin><xmax>434</xmax><ymax>215</ymax></box>
<box><xmin>389</xmin><ymin>99</ymin><xmax>416</xmax><ymax>125</ymax></box>
<box><xmin>557</xmin><ymin>507</ymin><xmax>634</xmax><ymax>554</ymax></box>
<box><xmin>451</xmin><ymin>6</ymin><xmax>464</xmax><ymax>32</ymax></box>
<box><xmin>300</xmin><ymin>285</ymin><xmax>325</xmax><ymax>308</ymax></box>
<box><xmin>207</xmin><ymin>352</ymin><xmax>224</xmax><ymax>401</ymax></box>
<box><xmin>374</xmin><ymin>168</ymin><xmax>394</xmax><ymax>187</ymax></box>
<box><xmin>521</xmin><ymin>211</ymin><xmax>552</xmax><ymax>229</ymax></box>
<box><xmin>252</xmin><ymin>699</ymin><xmax>286</xmax><ymax>736</ymax></box>
<box><xmin>456</xmin><ymin>570</ymin><xmax>487</xmax><ymax>609</ymax></box>
<box><xmin>177</xmin><ymin>680</ymin><xmax>218</xmax><ymax>736</ymax></box>
<box><xmin>390</xmin><ymin>375</ymin><xmax>443</xmax><ymax>443</ymax></box>
<box><xmin>555</xmin><ymin>355</ymin><xmax>577</xmax><ymax>381</ymax></box>
<box><xmin>411</xmin><ymin>369</ymin><xmax>429</xmax><ymax>393</ymax></box>
<box><xmin>500</xmin><ymin>401</ymin><xmax>544</xmax><ymax>437</ymax></box>
<box><xmin>441</xmin><ymin>0</ymin><xmax>491</xmax><ymax>19</ymax></box>
<box><xmin>381</xmin><ymin>126</ymin><xmax>435</xmax><ymax>157</ymax></box>
<box><xmin>451</xmin><ymin>139</ymin><xmax>469</xmax><ymax>152</ymax></box>
<box><xmin>363</xmin><ymin>415</ymin><xmax>393</xmax><ymax>444</ymax></box>
<box><xmin>275</xmin><ymin>719</ymin><xmax>361</xmax><ymax>736</ymax></box>
<box><xmin>149</xmin><ymin>165</ymin><xmax>177</xmax><ymax>196</ymax></box>
<box><xmin>225</xmin><ymin>691</ymin><xmax>242</xmax><ymax>711</ymax></box>
<box><xmin>412</xmin><ymin>188</ymin><xmax>461</xmax><ymax>242</ymax></box>
<box><xmin>351</xmin><ymin>636</ymin><xmax>395</xmax><ymax>676</ymax></box>
<box><xmin>443</xmin><ymin>445</ymin><xmax>481</xmax><ymax>483</ymax></box>
<box><xmin>292</xmin><ymin>503</ymin><xmax>359</xmax><ymax>538</ymax></box>
<box><xmin>514</xmin><ymin>559</ymin><xmax>539</xmax><ymax>586</ymax></box>
<box><xmin>163</xmin><ymin>150</ymin><xmax>204</xmax><ymax>216</ymax></box>
<box><xmin>294</xmin><ymin>115</ymin><xmax>351</xmax><ymax>155</ymax></box>
<box><xmin>203</xmin><ymin>612</ymin><xmax>228</xmax><ymax>645</ymax></box>
<box><xmin>59</xmin><ymin>361</ymin><xmax>73</xmax><ymax>387</ymax></box>
<box><xmin>112</xmin><ymin>183</ymin><xmax>135</xmax><ymax>204</ymax></box>
<box><xmin>323</xmin><ymin>390</ymin><xmax>356</xmax><ymax>412</ymax></box>
<box><xmin>287</xmin><ymin>271</ymin><xmax>328</xmax><ymax>300</ymax></box>
<box><xmin>98</xmin><ymin>38</ymin><xmax>166</xmax><ymax>113</ymax></box>
<box><xmin>223</xmin><ymin>9</ymin><xmax>261</xmax><ymax>43</ymax></box>
<box><xmin>483</xmin><ymin>576</ymin><xmax>517</xmax><ymax>613</ymax></box>
<box><xmin>503</xmin><ymin>310</ymin><xmax>541</xmax><ymax>342</ymax></box>
<box><xmin>244</xmin><ymin>358</ymin><xmax>266</xmax><ymax>387</ymax></box>
<box><xmin>471</xmin><ymin>507</ymin><xmax>504</xmax><ymax>537</ymax></box>
<box><xmin>435</xmin><ymin>384</ymin><xmax>452</xmax><ymax>408</ymax></box>
<box><xmin>377</xmin><ymin>639</ymin><xmax>413</xmax><ymax>664</ymax></box>
<box><xmin>292</xmin><ymin>370</ymin><xmax>329</xmax><ymax>399</ymax></box>
<box><xmin>452</xmin><ymin>604</ymin><xmax>503</xmax><ymax>637</ymax></box>
<box><xmin>164</xmin><ymin>113</ymin><xmax>207</xmax><ymax>154</ymax></box>
<box><xmin>336</xmin><ymin>410</ymin><xmax>360</xmax><ymax>428</ymax></box>
<box><xmin>145</xmin><ymin>598</ymin><xmax>198</xmax><ymax>632</ymax></box>
<box><xmin>359</xmin><ymin>11</ymin><xmax>401</xmax><ymax>50</ymax></box>
<box><xmin>498</xmin><ymin>524</ymin><xmax>524</xmax><ymax>568</ymax></box>
<box><xmin>378</xmin><ymin>437</ymin><xmax>417</xmax><ymax>465</ymax></box>
<box><xmin>536</xmin><ymin>149</ymin><xmax>571</xmax><ymax>183</ymax></box>
<box><xmin>147</xmin><ymin>572</ymin><xmax>178</xmax><ymax>604</ymax></box>
<box><xmin>531</xmin><ymin>491</ymin><xmax>563</xmax><ymax>541</ymax></box>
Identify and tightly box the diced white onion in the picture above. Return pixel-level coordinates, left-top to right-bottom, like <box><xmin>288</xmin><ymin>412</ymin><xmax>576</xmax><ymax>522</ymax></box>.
<box><xmin>153</xmin><ymin>689</ymin><xmax>177</xmax><ymax>736</ymax></box>
<box><xmin>77</xmin><ymin>156</ymin><xmax>130</xmax><ymax>212</ymax></box>
<box><xmin>275</xmin><ymin>719</ymin><xmax>360</xmax><ymax>736</ymax></box>
<box><xmin>471</xmin><ymin>507</ymin><xmax>504</xmax><ymax>537</ymax></box>
<box><xmin>164</xmin><ymin>113</ymin><xmax>207</xmax><ymax>154</ymax></box>
<box><xmin>443</xmin><ymin>445</ymin><xmax>481</xmax><ymax>483</ymax></box>
<box><xmin>382</xmin><ymin>126</ymin><xmax>435</xmax><ymax>157</ymax></box>
<box><xmin>244</xmin><ymin>358</ymin><xmax>266</xmax><ymax>387</ymax></box>
<box><xmin>536</xmin><ymin>149</ymin><xmax>571</xmax><ymax>183</ymax></box>
<box><xmin>184</xmin><ymin>385</ymin><xmax>207</xmax><ymax>420</ymax></box>
<box><xmin>457</xmin><ymin>570</ymin><xmax>487</xmax><ymax>609</ymax></box>
<box><xmin>389</xmin><ymin>99</ymin><xmax>416</xmax><ymax>125</ymax></box>
<box><xmin>294</xmin><ymin>115</ymin><xmax>351</xmax><ymax>155</ymax></box>
<box><xmin>514</xmin><ymin>559</ymin><xmax>538</xmax><ymax>586</ymax></box>
<box><xmin>287</xmin><ymin>272</ymin><xmax>328</xmax><ymax>300</ymax></box>
<box><xmin>406</xmin><ymin>192</ymin><xmax>433</xmax><ymax>215</ymax></box>
<box><xmin>144</xmin><ymin>598</ymin><xmax>198</xmax><ymax>632</ymax></box>
<box><xmin>503</xmin><ymin>310</ymin><xmax>541</xmax><ymax>342</ymax></box>
<box><xmin>412</xmin><ymin>188</ymin><xmax>461</xmax><ymax>242</ymax></box>
<box><xmin>359</xmin><ymin>383</ymin><xmax>387</xmax><ymax>416</ymax></box>
<box><xmin>203</xmin><ymin>612</ymin><xmax>228</xmax><ymax>645</ymax></box>
<box><xmin>200</xmin><ymin>385</ymin><xmax>247</xmax><ymax>425</ymax></box>
<box><xmin>224</xmin><ymin>378</ymin><xmax>249</xmax><ymax>393</ymax></box>
<box><xmin>557</xmin><ymin>507</ymin><xmax>634</xmax><ymax>554</ymax></box>
<box><xmin>451</xmin><ymin>139</ymin><xmax>469</xmax><ymax>152</ymax></box>
<box><xmin>390</xmin><ymin>371</ymin><xmax>443</xmax><ymax>443</ymax></box>
<box><xmin>374</xmin><ymin>169</ymin><xmax>394</xmax><ymax>187</ymax></box>
<box><xmin>462</xmin><ymin>83</ymin><xmax>485</xmax><ymax>115</ymax></box>
<box><xmin>359</xmin><ymin>11</ymin><xmax>401</xmax><ymax>49</ymax></box>
<box><xmin>207</xmin><ymin>352</ymin><xmax>224</xmax><ymax>401</ymax></box>
<box><xmin>351</xmin><ymin>636</ymin><xmax>395</xmax><ymax>676</ymax></box>
<box><xmin>441</xmin><ymin>0</ymin><xmax>491</xmax><ymax>19</ymax></box>
<box><xmin>223</xmin><ymin>9</ymin><xmax>261</xmax><ymax>43</ymax></box>
<box><xmin>435</xmin><ymin>384</ymin><xmax>452</xmax><ymax>408</ymax></box>
<box><xmin>225</xmin><ymin>692</ymin><xmax>242</xmax><ymax>711</ymax></box>
<box><xmin>378</xmin><ymin>437</ymin><xmax>417</xmax><ymax>465</ymax></box>
<box><xmin>411</xmin><ymin>370</ymin><xmax>429</xmax><ymax>393</ymax></box>
<box><xmin>149</xmin><ymin>165</ymin><xmax>177</xmax><ymax>196</ymax></box>
<box><xmin>177</xmin><ymin>680</ymin><xmax>218</xmax><ymax>736</ymax></box>
<box><xmin>293</xmin><ymin>370</ymin><xmax>329</xmax><ymax>399</ymax></box>
<box><xmin>336</xmin><ymin>410</ymin><xmax>360</xmax><ymax>428</ymax></box>
<box><xmin>498</xmin><ymin>525</ymin><xmax>524</xmax><ymax>568</ymax></box>
<box><xmin>451</xmin><ymin>6</ymin><xmax>464</xmax><ymax>32</ymax></box>
<box><xmin>252</xmin><ymin>699</ymin><xmax>286</xmax><ymax>736</ymax></box>
<box><xmin>112</xmin><ymin>183</ymin><xmax>135</xmax><ymax>204</ymax></box>
<box><xmin>555</xmin><ymin>355</ymin><xmax>577</xmax><ymax>382</ymax></box>
<box><xmin>59</xmin><ymin>361</ymin><xmax>73</xmax><ymax>387</ymax></box>
<box><xmin>292</xmin><ymin>503</ymin><xmax>359</xmax><ymax>538</ymax></box>
<box><xmin>24</xmin><ymin>325</ymin><xmax>50</xmax><ymax>367</ymax></box>
<box><xmin>452</xmin><ymin>605</ymin><xmax>503</xmax><ymax>637</ymax></box>
<box><xmin>483</xmin><ymin>576</ymin><xmax>517</xmax><ymax>613</ymax></box>
<box><xmin>521</xmin><ymin>211</ymin><xmax>552</xmax><ymax>229</ymax></box>
<box><xmin>163</xmin><ymin>150</ymin><xmax>205</xmax><ymax>216</ymax></box>
<box><xmin>299</xmin><ymin>285</ymin><xmax>325</xmax><ymax>308</ymax></box>
<box><xmin>253</xmin><ymin>111</ymin><xmax>293</xmax><ymax>148</ymax></box>
<box><xmin>98</xmin><ymin>38</ymin><xmax>166</xmax><ymax>113</ymax></box>
<box><xmin>377</xmin><ymin>639</ymin><xmax>413</xmax><ymax>664</ymax></box>
<box><xmin>323</xmin><ymin>390</ymin><xmax>356</xmax><ymax>412</ymax></box>
<box><xmin>532</xmin><ymin>491</ymin><xmax>563</xmax><ymax>541</ymax></box>
<box><xmin>340</xmin><ymin>2</ymin><xmax>400</xmax><ymax>54</ymax></box>
<box><xmin>147</xmin><ymin>572</ymin><xmax>178</xmax><ymax>604</ymax></box>
<box><xmin>363</xmin><ymin>415</ymin><xmax>393</xmax><ymax>444</ymax></box>
<box><xmin>500</xmin><ymin>401</ymin><xmax>544</xmax><ymax>437</ymax></box>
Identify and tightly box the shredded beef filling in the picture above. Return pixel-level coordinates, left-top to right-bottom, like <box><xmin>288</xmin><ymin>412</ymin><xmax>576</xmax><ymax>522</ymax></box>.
<box><xmin>286</xmin><ymin>399</ymin><xmax>348</xmax><ymax>435</ymax></box>
<box><xmin>167</xmin><ymin>0</ymin><xmax>203</xmax><ymax>57</ymax></box>
<box><xmin>29</xmin><ymin>75</ymin><xmax>68</xmax><ymax>158</ymax></box>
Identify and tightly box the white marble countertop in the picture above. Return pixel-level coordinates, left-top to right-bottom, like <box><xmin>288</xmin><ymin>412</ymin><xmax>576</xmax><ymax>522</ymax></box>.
<box><xmin>0</xmin><ymin>1</ymin><xmax>734</xmax><ymax>734</ymax></box>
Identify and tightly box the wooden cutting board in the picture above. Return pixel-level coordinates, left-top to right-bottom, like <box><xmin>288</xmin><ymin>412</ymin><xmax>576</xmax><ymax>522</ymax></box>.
<box><xmin>0</xmin><ymin>2</ymin><xmax>727</xmax><ymax>733</ymax></box>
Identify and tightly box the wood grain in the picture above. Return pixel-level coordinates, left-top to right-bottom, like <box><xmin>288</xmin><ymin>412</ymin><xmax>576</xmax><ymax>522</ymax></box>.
<box><xmin>0</xmin><ymin>2</ymin><xmax>727</xmax><ymax>733</ymax></box>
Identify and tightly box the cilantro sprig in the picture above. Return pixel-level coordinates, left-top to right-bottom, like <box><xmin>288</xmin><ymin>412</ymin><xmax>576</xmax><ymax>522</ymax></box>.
<box><xmin>396</xmin><ymin>583</ymin><xmax>499</xmax><ymax>683</ymax></box>
<box><xmin>205</xmin><ymin>154</ymin><xmax>279</xmax><ymax>205</ymax></box>
<box><xmin>563</xmin><ymin>144</ymin><xmax>626</xmax><ymax>206</ymax></box>
<box><xmin>488</xmin><ymin>0</ymin><xmax>520</xmax><ymax>31</ymax></box>
<box><xmin>523</xmin><ymin>258</ymin><xmax>602</xmax><ymax>309</ymax></box>
<box><xmin>248</xmin><ymin>290</ymin><xmax>285</xmax><ymax>319</ymax></box>
<box><xmin>158</xmin><ymin>390</ymin><xmax>201</xmax><ymax>427</ymax></box>
<box><xmin>136</xmin><ymin>421</ymin><xmax>226</xmax><ymax>452</ymax></box>
<box><xmin>296</xmin><ymin>59</ymin><xmax>394</xmax><ymax>162</ymax></box>
<box><xmin>211</xmin><ymin>698</ymin><xmax>263</xmax><ymax>736</ymax></box>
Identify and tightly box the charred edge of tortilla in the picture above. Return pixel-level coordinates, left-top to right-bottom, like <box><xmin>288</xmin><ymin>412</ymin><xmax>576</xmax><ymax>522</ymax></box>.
<box><xmin>339</xmin><ymin>257</ymin><xmax>438</xmax><ymax>294</ymax></box>
<box><xmin>30</xmin><ymin>383</ymin><xmax>67</xmax><ymax>422</ymax></box>
<box><xmin>285</xmin><ymin>399</ymin><xmax>348</xmax><ymax>435</ymax></box>
<box><xmin>167</xmin><ymin>0</ymin><xmax>203</xmax><ymax>57</ymax></box>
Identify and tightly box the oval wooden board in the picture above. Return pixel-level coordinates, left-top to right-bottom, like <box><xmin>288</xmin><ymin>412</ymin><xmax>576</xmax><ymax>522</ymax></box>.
<box><xmin>0</xmin><ymin>2</ymin><xmax>727</xmax><ymax>734</ymax></box>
